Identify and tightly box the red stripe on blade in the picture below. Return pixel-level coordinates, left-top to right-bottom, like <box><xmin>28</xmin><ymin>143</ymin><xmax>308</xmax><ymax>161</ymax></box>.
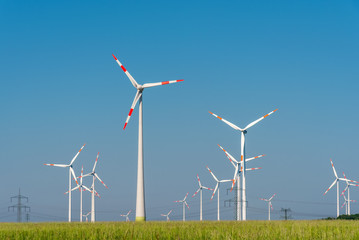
<box><xmin>162</xmin><ymin>81</ymin><xmax>169</xmax><ymax>85</ymax></box>
<box><xmin>121</xmin><ymin>65</ymin><xmax>127</xmax><ymax>72</ymax></box>
<box><xmin>128</xmin><ymin>108</ymin><xmax>134</xmax><ymax>116</ymax></box>
<box><xmin>112</xmin><ymin>54</ymin><xmax>117</xmax><ymax>60</ymax></box>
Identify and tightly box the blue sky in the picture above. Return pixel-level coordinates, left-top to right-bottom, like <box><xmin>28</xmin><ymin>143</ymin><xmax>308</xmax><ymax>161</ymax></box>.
<box><xmin>1</xmin><ymin>0</ymin><xmax>359</xmax><ymax>221</ymax></box>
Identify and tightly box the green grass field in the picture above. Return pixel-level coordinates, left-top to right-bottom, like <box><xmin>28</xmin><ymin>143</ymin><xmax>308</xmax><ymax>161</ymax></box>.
<box><xmin>0</xmin><ymin>220</ymin><xmax>358</xmax><ymax>239</ymax></box>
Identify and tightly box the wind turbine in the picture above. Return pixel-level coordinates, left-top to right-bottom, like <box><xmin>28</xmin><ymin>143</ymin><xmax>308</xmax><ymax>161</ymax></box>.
<box><xmin>206</xmin><ymin>166</ymin><xmax>232</xmax><ymax>221</ymax></box>
<box><xmin>113</xmin><ymin>54</ymin><xmax>183</xmax><ymax>222</ymax></box>
<box><xmin>209</xmin><ymin>109</ymin><xmax>277</xmax><ymax>220</ymax></box>
<box><xmin>260</xmin><ymin>193</ymin><xmax>276</xmax><ymax>220</ymax></box>
<box><xmin>174</xmin><ymin>193</ymin><xmax>189</xmax><ymax>221</ymax></box>
<box><xmin>340</xmin><ymin>172</ymin><xmax>359</xmax><ymax>215</ymax></box>
<box><xmin>161</xmin><ymin>210</ymin><xmax>172</xmax><ymax>221</ymax></box>
<box><xmin>341</xmin><ymin>194</ymin><xmax>356</xmax><ymax>215</ymax></box>
<box><xmin>323</xmin><ymin>159</ymin><xmax>347</xmax><ymax>217</ymax></box>
<box><xmin>192</xmin><ymin>174</ymin><xmax>213</xmax><ymax>221</ymax></box>
<box><xmin>218</xmin><ymin>144</ymin><xmax>264</xmax><ymax>220</ymax></box>
<box><xmin>120</xmin><ymin>210</ymin><xmax>132</xmax><ymax>222</ymax></box>
<box><xmin>81</xmin><ymin>152</ymin><xmax>108</xmax><ymax>222</ymax></box>
<box><xmin>83</xmin><ymin>211</ymin><xmax>91</xmax><ymax>222</ymax></box>
<box><xmin>65</xmin><ymin>165</ymin><xmax>93</xmax><ymax>222</ymax></box>
<box><xmin>44</xmin><ymin>143</ymin><xmax>85</xmax><ymax>222</ymax></box>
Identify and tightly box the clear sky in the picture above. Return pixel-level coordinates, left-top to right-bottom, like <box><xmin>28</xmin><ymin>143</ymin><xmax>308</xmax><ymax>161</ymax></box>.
<box><xmin>1</xmin><ymin>0</ymin><xmax>359</xmax><ymax>222</ymax></box>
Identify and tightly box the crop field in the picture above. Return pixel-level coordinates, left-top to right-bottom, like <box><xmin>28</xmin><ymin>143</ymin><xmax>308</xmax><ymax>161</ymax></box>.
<box><xmin>0</xmin><ymin>220</ymin><xmax>358</xmax><ymax>239</ymax></box>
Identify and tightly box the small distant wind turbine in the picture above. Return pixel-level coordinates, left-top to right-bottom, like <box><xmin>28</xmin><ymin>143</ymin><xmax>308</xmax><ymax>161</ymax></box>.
<box><xmin>174</xmin><ymin>193</ymin><xmax>189</xmax><ymax>221</ymax></box>
<box><xmin>192</xmin><ymin>174</ymin><xmax>213</xmax><ymax>221</ymax></box>
<box><xmin>323</xmin><ymin>159</ymin><xmax>347</xmax><ymax>217</ymax></box>
<box><xmin>206</xmin><ymin>166</ymin><xmax>232</xmax><ymax>221</ymax></box>
<box><xmin>340</xmin><ymin>172</ymin><xmax>359</xmax><ymax>215</ymax></box>
<box><xmin>161</xmin><ymin>210</ymin><xmax>172</xmax><ymax>222</ymax></box>
<box><xmin>120</xmin><ymin>210</ymin><xmax>132</xmax><ymax>222</ymax></box>
<box><xmin>341</xmin><ymin>194</ymin><xmax>356</xmax><ymax>215</ymax></box>
<box><xmin>81</xmin><ymin>152</ymin><xmax>108</xmax><ymax>222</ymax></box>
<box><xmin>65</xmin><ymin>165</ymin><xmax>93</xmax><ymax>222</ymax></box>
<box><xmin>83</xmin><ymin>211</ymin><xmax>91</xmax><ymax>222</ymax></box>
<box><xmin>209</xmin><ymin>109</ymin><xmax>277</xmax><ymax>220</ymax></box>
<box><xmin>260</xmin><ymin>193</ymin><xmax>276</xmax><ymax>220</ymax></box>
<box><xmin>113</xmin><ymin>54</ymin><xmax>183</xmax><ymax>222</ymax></box>
<box><xmin>44</xmin><ymin>144</ymin><xmax>85</xmax><ymax>222</ymax></box>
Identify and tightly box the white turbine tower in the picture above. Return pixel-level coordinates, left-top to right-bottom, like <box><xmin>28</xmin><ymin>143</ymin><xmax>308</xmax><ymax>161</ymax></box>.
<box><xmin>260</xmin><ymin>193</ymin><xmax>276</xmax><ymax>220</ymax></box>
<box><xmin>161</xmin><ymin>210</ymin><xmax>172</xmax><ymax>221</ymax></box>
<box><xmin>192</xmin><ymin>174</ymin><xmax>213</xmax><ymax>221</ymax></box>
<box><xmin>218</xmin><ymin>144</ymin><xmax>264</xmax><ymax>220</ymax></box>
<box><xmin>206</xmin><ymin>166</ymin><xmax>232</xmax><ymax>221</ymax></box>
<box><xmin>174</xmin><ymin>193</ymin><xmax>189</xmax><ymax>222</ymax></box>
<box><xmin>83</xmin><ymin>211</ymin><xmax>91</xmax><ymax>222</ymax></box>
<box><xmin>113</xmin><ymin>54</ymin><xmax>183</xmax><ymax>222</ymax></box>
<box><xmin>120</xmin><ymin>210</ymin><xmax>132</xmax><ymax>222</ymax></box>
<box><xmin>323</xmin><ymin>159</ymin><xmax>347</xmax><ymax>217</ymax></box>
<box><xmin>340</xmin><ymin>172</ymin><xmax>359</xmax><ymax>215</ymax></box>
<box><xmin>44</xmin><ymin>143</ymin><xmax>85</xmax><ymax>222</ymax></box>
<box><xmin>81</xmin><ymin>152</ymin><xmax>108</xmax><ymax>222</ymax></box>
<box><xmin>209</xmin><ymin>109</ymin><xmax>277</xmax><ymax>221</ymax></box>
<box><xmin>65</xmin><ymin>165</ymin><xmax>93</xmax><ymax>222</ymax></box>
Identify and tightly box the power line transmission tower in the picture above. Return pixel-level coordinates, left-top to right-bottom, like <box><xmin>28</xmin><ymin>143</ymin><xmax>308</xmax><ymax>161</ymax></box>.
<box><xmin>8</xmin><ymin>189</ymin><xmax>30</xmax><ymax>222</ymax></box>
<box><xmin>280</xmin><ymin>208</ymin><xmax>292</xmax><ymax>220</ymax></box>
<box><xmin>225</xmin><ymin>187</ymin><xmax>244</xmax><ymax>220</ymax></box>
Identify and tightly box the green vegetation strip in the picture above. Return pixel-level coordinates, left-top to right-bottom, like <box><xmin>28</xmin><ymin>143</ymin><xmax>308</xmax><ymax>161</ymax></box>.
<box><xmin>0</xmin><ymin>220</ymin><xmax>358</xmax><ymax>239</ymax></box>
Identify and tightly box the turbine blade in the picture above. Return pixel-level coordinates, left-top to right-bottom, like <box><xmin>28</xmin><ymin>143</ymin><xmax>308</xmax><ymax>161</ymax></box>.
<box><xmin>244</xmin><ymin>109</ymin><xmax>278</xmax><ymax>130</ymax></box>
<box><xmin>185</xmin><ymin>201</ymin><xmax>190</xmax><ymax>209</ymax></box>
<box><xmin>209</xmin><ymin>112</ymin><xmax>242</xmax><ymax>131</ymax></box>
<box><xmin>206</xmin><ymin>166</ymin><xmax>219</xmax><ymax>182</ymax></box>
<box><xmin>197</xmin><ymin>174</ymin><xmax>202</xmax><ymax>187</ymax></box>
<box><xmin>217</xmin><ymin>144</ymin><xmax>239</xmax><ymax>167</ymax></box>
<box><xmin>219</xmin><ymin>179</ymin><xmax>232</xmax><ymax>183</ymax></box>
<box><xmin>142</xmin><ymin>79</ymin><xmax>183</xmax><ymax>88</ymax></box>
<box><xmin>112</xmin><ymin>54</ymin><xmax>139</xmax><ymax>88</ymax></box>
<box><xmin>245</xmin><ymin>154</ymin><xmax>266</xmax><ymax>162</ymax></box>
<box><xmin>330</xmin><ymin>159</ymin><xmax>338</xmax><ymax>179</ymax></box>
<box><xmin>82</xmin><ymin>185</ymin><xmax>92</xmax><ymax>193</ymax></box>
<box><xmin>341</xmin><ymin>185</ymin><xmax>349</xmax><ymax>196</ymax></box>
<box><xmin>246</xmin><ymin>167</ymin><xmax>262</xmax><ymax>171</ymax></box>
<box><xmin>230</xmin><ymin>178</ymin><xmax>236</xmax><ymax>192</ymax></box>
<box><xmin>79</xmin><ymin>165</ymin><xmax>83</xmax><ymax>185</ymax></box>
<box><xmin>64</xmin><ymin>185</ymin><xmax>80</xmax><ymax>194</ymax></box>
<box><xmin>183</xmin><ymin>192</ymin><xmax>189</xmax><ymax>201</ymax></box>
<box><xmin>269</xmin><ymin>193</ymin><xmax>276</xmax><ymax>201</ymax></box>
<box><xmin>168</xmin><ymin>210</ymin><xmax>172</xmax><ymax>215</ymax></box>
<box><xmin>192</xmin><ymin>188</ymin><xmax>200</xmax><ymax>198</ymax></box>
<box><xmin>69</xmin><ymin>143</ymin><xmax>86</xmax><ymax>166</ymax></box>
<box><xmin>123</xmin><ymin>90</ymin><xmax>142</xmax><ymax>130</ymax></box>
<box><xmin>70</xmin><ymin>167</ymin><xmax>79</xmax><ymax>186</ymax></box>
<box><xmin>94</xmin><ymin>173</ymin><xmax>108</xmax><ymax>189</ymax></box>
<box><xmin>43</xmin><ymin>164</ymin><xmax>68</xmax><ymax>167</ymax></box>
<box><xmin>93</xmin><ymin>152</ymin><xmax>100</xmax><ymax>172</ymax></box>
<box><xmin>202</xmin><ymin>186</ymin><xmax>214</xmax><ymax>191</ymax></box>
<box><xmin>324</xmin><ymin>179</ymin><xmax>337</xmax><ymax>195</ymax></box>
<box><xmin>211</xmin><ymin>183</ymin><xmax>219</xmax><ymax>200</ymax></box>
